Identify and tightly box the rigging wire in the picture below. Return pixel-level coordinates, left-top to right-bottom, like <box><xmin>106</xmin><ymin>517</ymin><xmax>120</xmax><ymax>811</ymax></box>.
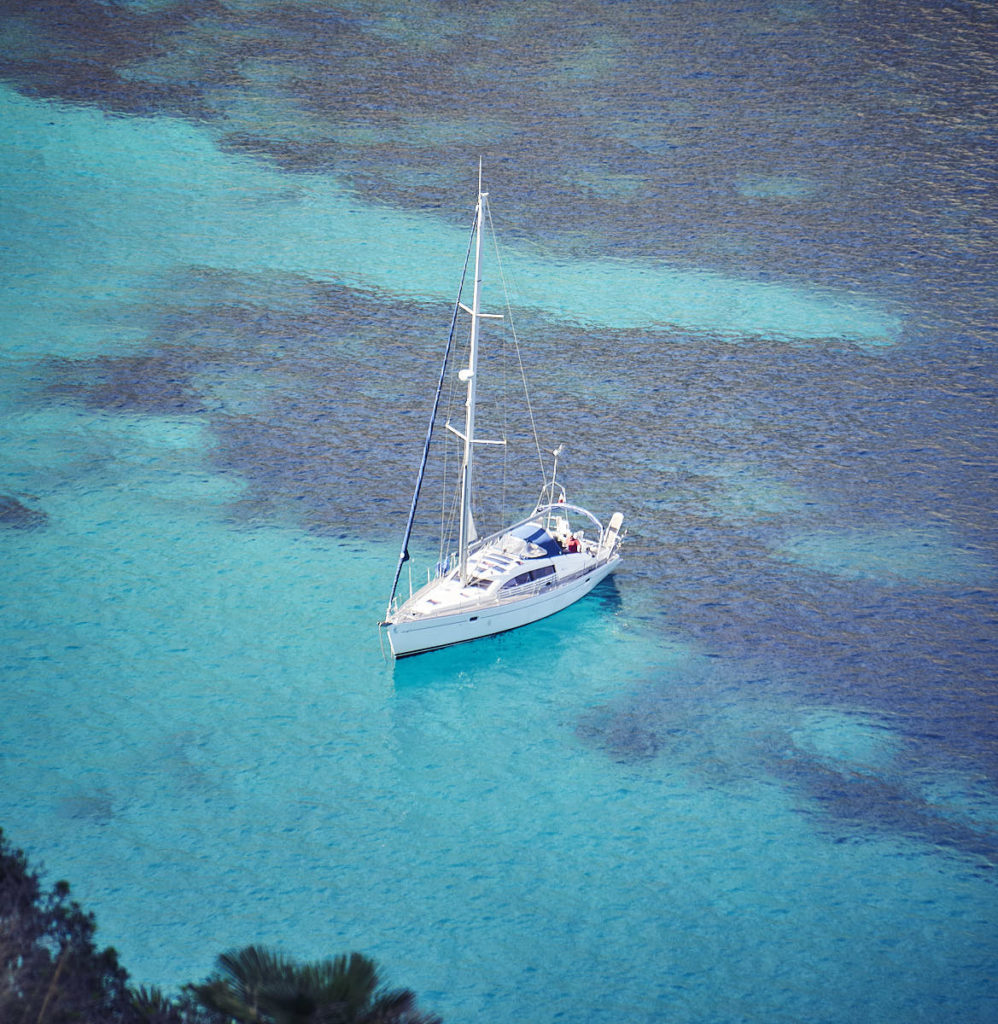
<box><xmin>438</xmin><ymin>334</ymin><xmax>461</xmax><ymax>567</ymax></box>
<box><xmin>385</xmin><ymin>212</ymin><xmax>478</xmax><ymax>616</ymax></box>
<box><xmin>483</xmin><ymin>195</ymin><xmax>548</xmax><ymax>486</ymax></box>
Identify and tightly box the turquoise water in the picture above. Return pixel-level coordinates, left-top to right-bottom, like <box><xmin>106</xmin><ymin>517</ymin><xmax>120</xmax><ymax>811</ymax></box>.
<box><xmin>2</xmin><ymin>2</ymin><xmax>997</xmax><ymax>1022</ymax></box>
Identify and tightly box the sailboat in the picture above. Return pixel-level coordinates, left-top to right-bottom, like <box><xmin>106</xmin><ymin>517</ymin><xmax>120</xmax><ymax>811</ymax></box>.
<box><xmin>380</xmin><ymin>167</ymin><xmax>624</xmax><ymax>659</ymax></box>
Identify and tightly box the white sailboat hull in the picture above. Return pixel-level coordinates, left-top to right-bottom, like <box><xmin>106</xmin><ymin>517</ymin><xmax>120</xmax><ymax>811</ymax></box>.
<box><xmin>381</xmin><ymin>172</ymin><xmax>624</xmax><ymax>659</ymax></box>
<box><xmin>386</xmin><ymin>554</ymin><xmax>619</xmax><ymax>658</ymax></box>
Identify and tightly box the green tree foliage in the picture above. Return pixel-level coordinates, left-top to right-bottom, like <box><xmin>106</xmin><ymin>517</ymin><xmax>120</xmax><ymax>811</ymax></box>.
<box><xmin>0</xmin><ymin>826</ymin><xmax>137</xmax><ymax>1023</ymax></box>
<box><xmin>132</xmin><ymin>984</ymin><xmax>221</xmax><ymax>1024</ymax></box>
<box><xmin>188</xmin><ymin>945</ymin><xmax>442</xmax><ymax>1024</ymax></box>
<box><xmin>1</xmin><ymin>828</ymin><xmax>442</xmax><ymax>1024</ymax></box>
<box><xmin>1</xmin><ymin>828</ymin><xmax>217</xmax><ymax>1024</ymax></box>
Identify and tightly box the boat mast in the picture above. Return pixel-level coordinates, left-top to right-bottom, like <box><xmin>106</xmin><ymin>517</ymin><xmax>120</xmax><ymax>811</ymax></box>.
<box><xmin>383</xmin><ymin>215</ymin><xmax>478</xmax><ymax>621</ymax></box>
<box><xmin>457</xmin><ymin>164</ymin><xmax>485</xmax><ymax>582</ymax></box>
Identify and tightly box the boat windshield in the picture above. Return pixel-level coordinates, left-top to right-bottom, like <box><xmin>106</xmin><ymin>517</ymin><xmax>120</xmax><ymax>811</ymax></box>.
<box><xmin>505</xmin><ymin>522</ymin><xmax>561</xmax><ymax>558</ymax></box>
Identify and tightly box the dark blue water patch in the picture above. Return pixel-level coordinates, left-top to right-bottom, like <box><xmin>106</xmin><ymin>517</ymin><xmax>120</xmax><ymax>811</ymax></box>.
<box><xmin>45</xmin><ymin>350</ymin><xmax>204</xmax><ymax>416</ymax></box>
<box><xmin>772</xmin><ymin>751</ymin><xmax>998</xmax><ymax>868</ymax></box>
<box><xmin>621</xmin><ymin>336</ymin><xmax>997</xmax><ymax>544</ymax></box>
<box><xmin>0</xmin><ymin>0</ymin><xmax>222</xmax><ymax>118</ymax></box>
<box><xmin>0</xmin><ymin>494</ymin><xmax>47</xmax><ymax>529</ymax></box>
<box><xmin>576</xmin><ymin>703</ymin><xmax>669</xmax><ymax>763</ymax></box>
<box><xmin>641</xmin><ymin>527</ymin><xmax>998</xmax><ymax>772</ymax></box>
<box><xmin>576</xmin><ymin>662</ymin><xmax>998</xmax><ymax>865</ymax></box>
<box><xmin>56</xmin><ymin>787</ymin><xmax>115</xmax><ymax>826</ymax></box>
<box><xmin>33</xmin><ymin>268</ymin><xmax>618</xmax><ymax>545</ymax></box>
<box><xmin>4</xmin><ymin>0</ymin><xmax>995</xmax><ymax>334</ymax></box>
<box><xmin>37</xmin><ymin>268</ymin><xmax>470</xmax><ymax>534</ymax></box>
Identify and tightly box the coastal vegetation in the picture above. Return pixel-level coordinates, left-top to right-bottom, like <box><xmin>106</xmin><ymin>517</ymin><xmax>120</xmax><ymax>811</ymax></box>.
<box><xmin>1</xmin><ymin>828</ymin><xmax>441</xmax><ymax>1024</ymax></box>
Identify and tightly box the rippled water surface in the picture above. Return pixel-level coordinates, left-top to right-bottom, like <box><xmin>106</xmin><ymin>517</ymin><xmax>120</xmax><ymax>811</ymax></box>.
<box><xmin>1</xmin><ymin>2</ymin><xmax>996</xmax><ymax>1022</ymax></box>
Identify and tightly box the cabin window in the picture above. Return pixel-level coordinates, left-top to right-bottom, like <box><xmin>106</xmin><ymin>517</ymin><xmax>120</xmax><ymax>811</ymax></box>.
<box><xmin>501</xmin><ymin>564</ymin><xmax>555</xmax><ymax>590</ymax></box>
<box><xmin>502</xmin><ymin>572</ymin><xmax>530</xmax><ymax>590</ymax></box>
